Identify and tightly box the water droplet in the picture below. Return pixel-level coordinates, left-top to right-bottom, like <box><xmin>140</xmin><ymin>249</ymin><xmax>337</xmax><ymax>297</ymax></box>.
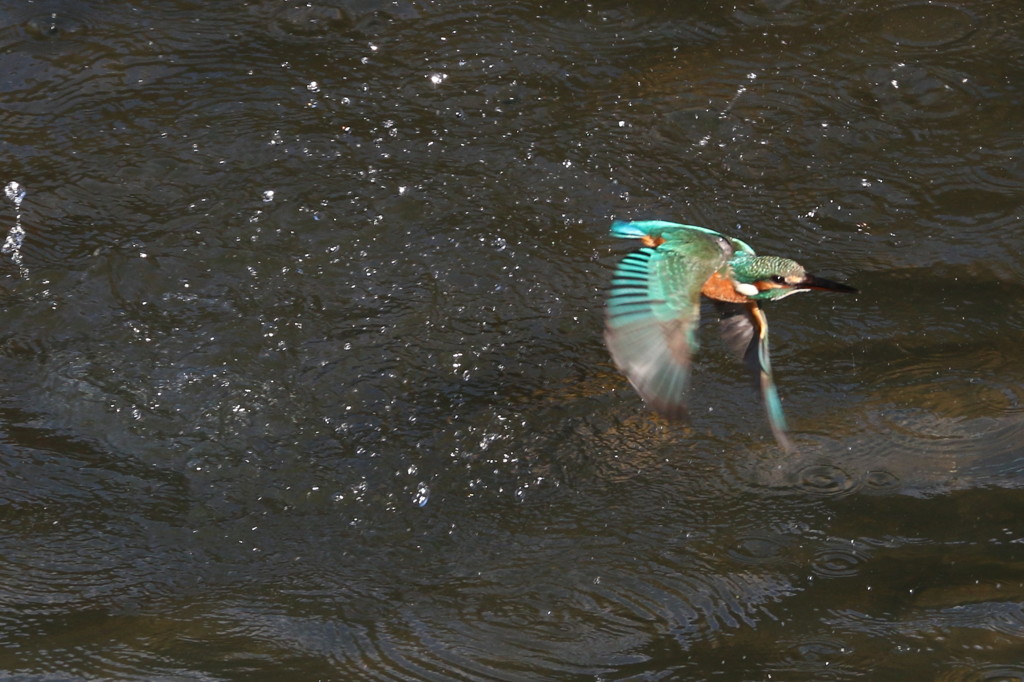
<box><xmin>412</xmin><ymin>482</ymin><xmax>430</xmax><ymax>507</ymax></box>
<box><xmin>3</xmin><ymin>181</ymin><xmax>27</xmax><ymax>274</ymax></box>
<box><xmin>2</xmin><ymin>225</ymin><xmax>24</xmax><ymax>262</ymax></box>
<box><xmin>4</xmin><ymin>182</ymin><xmax>25</xmax><ymax>207</ymax></box>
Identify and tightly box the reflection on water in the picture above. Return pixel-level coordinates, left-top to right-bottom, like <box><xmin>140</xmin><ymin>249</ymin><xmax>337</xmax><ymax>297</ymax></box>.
<box><xmin>0</xmin><ymin>0</ymin><xmax>1022</xmax><ymax>678</ymax></box>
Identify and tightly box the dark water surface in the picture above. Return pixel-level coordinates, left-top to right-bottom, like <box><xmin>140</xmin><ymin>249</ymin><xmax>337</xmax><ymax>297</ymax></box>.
<box><xmin>0</xmin><ymin>0</ymin><xmax>1022</xmax><ymax>678</ymax></box>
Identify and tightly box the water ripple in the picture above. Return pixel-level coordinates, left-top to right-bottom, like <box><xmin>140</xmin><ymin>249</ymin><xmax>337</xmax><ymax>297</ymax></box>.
<box><xmin>867</xmin><ymin>408</ymin><xmax>1024</xmax><ymax>463</ymax></box>
<box><xmin>872</xmin><ymin>3</ymin><xmax>978</xmax><ymax>48</ymax></box>
<box><xmin>830</xmin><ymin>600</ymin><xmax>1024</xmax><ymax>644</ymax></box>
<box><xmin>862</xmin><ymin>62</ymin><xmax>989</xmax><ymax>124</ymax></box>
<box><xmin>873</xmin><ymin>348</ymin><xmax>1024</xmax><ymax>420</ymax></box>
<box><xmin>797</xmin><ymin>463</ymin><xmax>858</xmax><ymax>498</ymax></box>
<box><xmin>725</xmin><ymin>532</ymin><xmax>794</xmax><ymax>567</ymax></box>
<box><xmin>863</xmin><ymin>469</ymin><xmax>901</xmax><ymax>492</ymax></box>
<box><xmin>938</xmin><ymin>663</ymin><xmax>1024</xmax><ymax>682</ymax></box>
<box><xmin>811</xmin><ymin>542</ymin><xmax>870</xmax><ymax>579</ymax></box>
<box><xmin>768</xmin><ymin>636</ymin><xmax>857</xmax><ymax>679</ymax></box>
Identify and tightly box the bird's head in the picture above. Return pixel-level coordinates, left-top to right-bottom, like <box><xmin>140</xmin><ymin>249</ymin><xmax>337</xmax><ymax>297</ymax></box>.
<box><xmin>730</xmin><ymin>254</ymin><xmax>858</xmax><ymax>301</ymax></box>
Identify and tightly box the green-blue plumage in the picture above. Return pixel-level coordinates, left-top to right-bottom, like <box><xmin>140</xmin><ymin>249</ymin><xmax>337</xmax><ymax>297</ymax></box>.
<box><xmin>604</xmin><ymin>220</ymin><xmax>856</xmax><ymax>451</ymax></box>
<box><xmin>605</xmin><ymin>224</ymin><xmax>728</xmax><ymax>421</ymax></box>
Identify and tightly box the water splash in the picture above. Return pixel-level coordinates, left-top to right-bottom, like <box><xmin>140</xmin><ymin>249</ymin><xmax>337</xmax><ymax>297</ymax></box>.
<box><xmin>3</xmin><ymin>181</ymin><xmax>27</xmax><ymax>277</ymax></box>
<box><xmin>412</xmin><ymin>481</ymin><xmax>430</xmax><ymax>507</ymax></box>
<box><xmin>697</xmin><ymin>71</ymin><xmax>760</xmax><ymax>146</ymax></box>
<box><xmin>720</xmin><ymin>71</ymin><xmax>758</xmax><ymax>119</ymax></box>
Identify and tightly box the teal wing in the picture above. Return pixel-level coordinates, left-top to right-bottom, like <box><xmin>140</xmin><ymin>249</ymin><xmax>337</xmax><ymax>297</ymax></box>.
<box><xmin>610</xmin><ymin>219</ymin><xmax>757</xmax><ymax>257</ymax></box>
<box><xmin>605</xmin><ymin>223</ymin><xmax>728</xmax><ymax>419</ymax></box>
<box><xmin>610</xmin><ymin>219</ymin><xmax>724</xmax><ymax>241</ymax></box>
<box><xmin>745</xmin><ymin>303</ymin><xmax>794</xmax><ymax>452</ymax></box>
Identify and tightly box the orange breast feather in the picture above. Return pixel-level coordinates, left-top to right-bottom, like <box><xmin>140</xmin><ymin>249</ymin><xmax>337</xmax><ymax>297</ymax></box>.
<box><xmin>700</xmin><ymin>270</ymin><xmax>750</xmax><ymax>303</ymax></box>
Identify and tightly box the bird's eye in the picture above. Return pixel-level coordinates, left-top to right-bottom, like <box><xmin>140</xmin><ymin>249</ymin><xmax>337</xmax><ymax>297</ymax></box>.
<box><xmin>770</xmin><ymin>275</ymin><xmax>786</xmax><ymax>284</ymax></box>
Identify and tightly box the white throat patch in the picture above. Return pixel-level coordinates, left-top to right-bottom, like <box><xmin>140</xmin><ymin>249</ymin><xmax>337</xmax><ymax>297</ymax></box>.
<box><xmin>733</xmin><ymin>282</ymin><xmax>759</xmax><ymax>297</ymax></box>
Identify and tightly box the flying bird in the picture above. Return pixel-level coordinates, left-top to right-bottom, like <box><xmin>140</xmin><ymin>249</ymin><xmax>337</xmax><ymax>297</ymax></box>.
<box><xmin>604</xmin><ymin>220</ymin><xmax>857</xmax><ymax>451</ymax></box>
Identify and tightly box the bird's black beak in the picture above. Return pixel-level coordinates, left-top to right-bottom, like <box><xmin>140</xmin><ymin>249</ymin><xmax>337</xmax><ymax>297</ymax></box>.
<box><xmin>798</xmin><ymin>274</ymin><xmax>858</xmax><ymax>294</ymax></box>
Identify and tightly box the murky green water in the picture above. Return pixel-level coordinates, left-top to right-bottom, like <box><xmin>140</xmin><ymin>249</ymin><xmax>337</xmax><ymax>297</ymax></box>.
<box><xmin>0</xmin><ymin>0</ymin><xmax>1022</xmax><ymax>678</ymax></box>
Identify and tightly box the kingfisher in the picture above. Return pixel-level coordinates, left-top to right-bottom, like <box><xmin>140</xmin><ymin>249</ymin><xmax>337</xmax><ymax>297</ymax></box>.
<box><xmin>604</xmin><ymin>220</ymin><xmax>856</xmax><ymax>451</ymax></box>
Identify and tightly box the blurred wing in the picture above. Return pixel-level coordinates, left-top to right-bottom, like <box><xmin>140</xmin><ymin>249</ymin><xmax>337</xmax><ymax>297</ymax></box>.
<box><xmin>716</xmin><ymin>302</ymin><xmax>756</xmax><ymax>363</ymax></box>
<box><xmin>746</xmin><ymin>303</ymin><xmax>794</xmax><ymax>452</ymax></box>
<box><xmin>605</xmin><ymin>230</ymin><xmax>726</xmax><ymax>419</ymax></box>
